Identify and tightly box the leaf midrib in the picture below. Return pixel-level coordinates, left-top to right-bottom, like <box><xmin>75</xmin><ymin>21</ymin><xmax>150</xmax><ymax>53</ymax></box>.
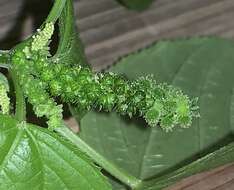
<box><xmin>25</xmin><ymin>127</ymin><xmax>45</xmax><ymax>190</ymax></box>
<box><xmin>0</xmin><ymin>127</ymin><xmax>24</xmax><ymax>174</ymax></box>
<box><xmin>38</xmin><ymin>129</ymin><xmax>96</xmax><ymax>190</ymax></box>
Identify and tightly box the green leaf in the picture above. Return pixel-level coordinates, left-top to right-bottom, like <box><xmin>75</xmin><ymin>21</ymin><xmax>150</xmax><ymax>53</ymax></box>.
<box><xmin>139</xmin><ymin>142</ymin><xmax>234</xmax><ymax>190</ymax></box>
<box><xmin>55</xmin><ymin>0</ymin><xmax>88</xmax><ymax>68</ymax></box>
<box><xmin>118</xmin><ymin>0</ymin><xmax>154</xmax><ymax>11</ymax></box>
<box><xmin>0</xmin><ymin>114</ymin><xmax>111</xmax><ymax>190</ymax></box>
<box><xmin>77</xmin><ymin>37</ymin><xmax>234</xmax><ymax>188</ymax></box>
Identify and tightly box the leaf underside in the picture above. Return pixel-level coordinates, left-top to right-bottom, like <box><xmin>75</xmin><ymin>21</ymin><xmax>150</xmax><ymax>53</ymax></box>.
<box><xmin>140</xmin><ymin>142</ymin><xmax>234</xmax><ymax>190</ymax></box>
<box><xmin>0</xmin><ymin>114</ymin><xmax>111</xmax><ymax>190</ymax></box>
<box><xmin>78</xmin><ymin>37</ymin><xmax>234</xmax><ymax>189</ymax></box>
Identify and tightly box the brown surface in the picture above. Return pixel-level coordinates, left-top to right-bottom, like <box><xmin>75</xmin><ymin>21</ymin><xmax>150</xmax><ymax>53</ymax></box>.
<box><xmin>75</xmin><ymin>0</ymin><xmax>234</xmax><ymax>70</ymax></box>
<box><xmin>166</xmin><ymin>164</ymin><xmax>234</xmax><ymax>190</ymax></box>
<box><xmin>0</xmin><ymin>0</ymin><xmax>234</xmax><ymax>189</ymax></box>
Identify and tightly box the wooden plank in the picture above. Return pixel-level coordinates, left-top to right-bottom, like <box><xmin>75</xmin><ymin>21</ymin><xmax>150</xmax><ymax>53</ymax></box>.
<box><xmin>0</xmin><ymin>0</ymin><xmax>23</xmax><ymax>40</ymax></box>
<box><xmin>74</xmin><ymin>0</ymin><xmax>234</xmax><ymax>70</ymax></box>
<box><xmin>167</xmin><ymin>163</ymin><xmax>234</xmax><ymax>190</ymax></box>
<box><xmin>0</xmin><ymin>0</ymin><xmax>233</xmax><ymax>189</ymax></box>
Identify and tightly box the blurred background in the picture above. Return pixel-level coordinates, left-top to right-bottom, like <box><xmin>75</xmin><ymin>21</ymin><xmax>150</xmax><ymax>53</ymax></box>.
<box><xmin>1</xmin><ymin>0</ymin><xmax>234</xmax><ymax>70</ymax></box>
<box><xmin>0</xmin><ymin>0</ymin><xmax>233</xmax><ymax>189</ymax></box>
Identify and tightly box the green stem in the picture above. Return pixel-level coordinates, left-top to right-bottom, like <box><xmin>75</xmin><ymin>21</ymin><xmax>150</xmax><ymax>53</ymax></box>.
<box><xmin>56</xmin><ymin>125</ymin><xmax>142</xmax><ymax>189</ymax></box>
<box><xmin>9</xmin><ymin>69</ymin><xmax>26</xmax><ymax>121</ymax></box>
<box><xmin>46</xmin><ymin>0</ymin><xmax>67</xmax><ymax>23</ymax></box>
<box><xmin>0</xmin><ymin>51</ymin><xmax>25</xmax><ymax>120</ymax></box>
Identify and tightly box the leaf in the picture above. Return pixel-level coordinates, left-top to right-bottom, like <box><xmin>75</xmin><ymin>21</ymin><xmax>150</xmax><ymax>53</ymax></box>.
<box><xmin>55</xmin><ymin>0</ymin><xmax>88</xmax><ymax>68</ymax></box>
<box><xmin>0</xmin><ymin>114</ymin><xmax>111</xmax><ymax>190</ymax></box>
<box><xmin>77</xmin><ymin>37</ymin><xmax>234</xmax><ymax>188</ymax></box>
<box><xmin>140</xmin><ymin>142</ymin><xmax>234</xmax><ymax>190</ymax></box>
<box><xmin>118</xmin><ymin>0</ymin><xmax>154</xmax><ymax>11</ymax></box>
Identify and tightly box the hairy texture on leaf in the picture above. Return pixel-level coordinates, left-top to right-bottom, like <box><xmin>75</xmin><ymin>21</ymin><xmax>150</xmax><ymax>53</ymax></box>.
<box><xmin>11</xmin><ymin>22</ymin><xmax>198</xmax><ymax>131</ymax></box>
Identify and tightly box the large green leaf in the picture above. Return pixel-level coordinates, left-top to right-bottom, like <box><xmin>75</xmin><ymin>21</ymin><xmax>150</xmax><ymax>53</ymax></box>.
<box><xmin>0</xmin><ymin>114</ymin><xmax>111</xmax><ymax>190</ymax></box>
<box><xmin>78</xmin><ymin>37</ymin><xmax>234</xmax><ymax>189</ymax></box>
<box><xmin>140</xmin><ymin>142</ymin><xmax>234</xmax><ymax>190</ymax></box>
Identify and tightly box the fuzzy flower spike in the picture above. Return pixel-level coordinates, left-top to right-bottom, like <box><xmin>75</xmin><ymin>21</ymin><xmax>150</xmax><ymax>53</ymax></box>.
<box><xmin>0</xmin><ymin>73</ymin><xmax>10</xmax><ymax>115</ymax></box>
<box><xmin>11</xmin><ymin>22</ymin><xmax>199</xmax><ymax>132</ymax></box>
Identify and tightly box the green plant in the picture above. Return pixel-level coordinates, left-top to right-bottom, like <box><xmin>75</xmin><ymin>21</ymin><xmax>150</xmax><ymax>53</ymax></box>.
<box><xmin>0</xmin><ymin>1</ymin><xmax>233</xmax><ymax>190</ymax></box>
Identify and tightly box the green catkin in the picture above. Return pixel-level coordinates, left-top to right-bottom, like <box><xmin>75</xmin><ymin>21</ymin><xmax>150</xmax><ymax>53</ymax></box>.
<box><xmin>11</xmin><ymin>23</ymin><xmax>63</xmax><ymax>130</ymax></box>
<box><xmin>11</xmin><ymin>22</ymin><xmax>198</xmax><ymax>131</ymax></box>
<box><xmin>31</xmin><ymin>23</ymin><xmax>54</xmax><ymax>53</ymax></box>
<box><xmin>0</xmin><ymin>83</ymin><xmax>10</xmax><ymax>114</ymax></box>
<box><xmin>0</xmin><ymin>73</ymin><xmax>10</xmax><ymax>114</ymax></box>
<box><xmin>12</xmin><ymin>50</ymin><xmax>63</xmax><ymax>130</ymax></box>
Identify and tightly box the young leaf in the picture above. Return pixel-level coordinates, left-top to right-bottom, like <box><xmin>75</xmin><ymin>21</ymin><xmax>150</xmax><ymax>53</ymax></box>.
<box><xmin>0</xmin><ymin>114</ymin><xmax>111</xmax><ymax>190</ymax></box>
<box><xmin>77</xmin><ymin>37</ymin><xmax>234</xmax><ymax>188</ymax></box>
<box><xmin>55</xmin><ymin>0</ymin><xmax>88</xmax><ymax>67</ymax></box>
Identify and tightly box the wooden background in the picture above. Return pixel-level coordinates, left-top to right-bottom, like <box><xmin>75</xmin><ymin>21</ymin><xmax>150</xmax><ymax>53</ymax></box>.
<box><xmin>0</xmin><ymin>0</ymin><xmax>234</xmax><ymax>189</ymax></box>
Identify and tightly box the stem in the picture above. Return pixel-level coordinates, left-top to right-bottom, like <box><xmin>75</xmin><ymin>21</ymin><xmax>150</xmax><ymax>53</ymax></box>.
<box><xmin>56</xmin><ymin>125</ymin><xmax>142</xmax><ymax>189</ymax></box>
<box><xmin>9</xmin><ymin>69</ymin><xmax>26</xmax><ymax>121</ymax></box>
<box><xmin>46</xmin><ymin>0</ymin><xmax>67</xmax><ymax>23</ymax></box>
<box><xmin>0</xmin><ymin>51</ymin><xmax>25</xmax><ymax>120</ymax></box>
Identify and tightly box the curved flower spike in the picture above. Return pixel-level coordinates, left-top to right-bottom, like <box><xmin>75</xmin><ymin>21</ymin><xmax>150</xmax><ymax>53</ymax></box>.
<box><xmin>11</xmin><ymin>22</ymin><xmax>199</xmax><ymax>131</ymax></box>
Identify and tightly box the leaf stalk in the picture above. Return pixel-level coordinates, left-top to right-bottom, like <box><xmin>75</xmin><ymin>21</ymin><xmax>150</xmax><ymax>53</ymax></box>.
<box><xmin>56</xmin><ymin>125</ymin><xmax>142</xmax><ymax>189</ymax></box>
